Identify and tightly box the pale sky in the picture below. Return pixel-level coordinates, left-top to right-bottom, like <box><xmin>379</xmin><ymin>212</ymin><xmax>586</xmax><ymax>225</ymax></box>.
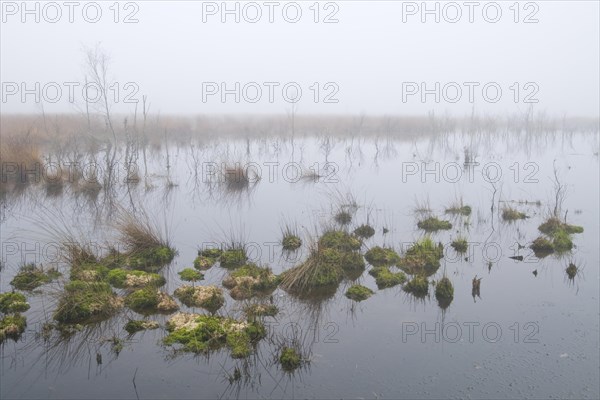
<box><xmin>1</xmin><ymin>0</ymin><xmax>599</xmax><ymax>116</ymax></box>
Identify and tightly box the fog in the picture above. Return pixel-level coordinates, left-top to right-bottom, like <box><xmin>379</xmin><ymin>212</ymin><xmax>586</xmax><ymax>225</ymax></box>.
<box><xmin>1</xmin><ymin>1</ymin><xmax>599</xmax><ymax>116</ymax></box>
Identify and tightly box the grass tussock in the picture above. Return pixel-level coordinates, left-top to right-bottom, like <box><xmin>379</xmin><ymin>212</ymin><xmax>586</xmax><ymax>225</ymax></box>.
<box><xmin>450</xmin><ymin>237</ymin><xmax>468</xmax><ymax>253</ymax></box>
<box><xmin>354</xmin><ymin>224</ymin><xmax>376</xmax><ymax>239</ymax></box>
<box><xmin>538</xmin><ymin>217</ymin><xmax>583</xmax><ymax>235</ymax></box>
<box><xmin>54</xmin><ymin>281</ymin><xmax>123</xmax><ymax>324</ymax></box>
<box><xmin>365</xmin><ymin>246</ymin><xmax>401</xmax><ymax>267</ymax></box>
<box><xmin>369</xmin><ymin>267</ymin><xmax>407</xmax><ymax>289</ymax></box>
<box><xmin>345</xmin><ymin>284</ymin><xmax>374</xmax><ymax>301</ymax></box>
<box><xmin>417</xmin><ymin>217</ymin><xmax>452</xmax><ymax>232</ymax></box>
<box><xmin>173</xmin><ymin>285</ymin><xmax>225</xmax><ymax>313</ymax></box>
<box><xmin>125</xmin><ymin>288</ymin><xmax>178</xmax><ymax>314</ymax></box>
<box><xmin>445</xmin><ymin>204</ymin><xmax>472</xmax><ymax>216</ymax></box>
<box><xmin>0</xmin><ymin>314</ymin><xmax>27</xmax><ymax>343</ymax></box>
<box><xmin>501</xmin><ymin>207</ymin><xmax>528</xmax><ymax>221</ymax></box>
<box><xmin>221</xmin><ymin>264</ymin><xmax>280</xmax><ymax>300</ymax></box>
<box><xmin>0</xmin><ymin>292</ymin><xmax>30</xmax><ymax>313</ymax></box>
<box><xmin>163</xmin><ymin>312</ymin><xmax>265</xmax><ymax>358</ymax></box>
<box><xmin>566</xmin><ymin>262</ymin><xmax>578</xmax><ymax>280</ymax></box>
<box><xmin>178</xmin><ymin>268</ymin><xmax>204</xmax><ymax>282</ymax></box>
<box><xmin>10</xmin><ymin>263</ymin><xmax>61</xmax><ymax>291</ymax></box>
<box><xmin>397</xmin><ymin>238</ymin><xmax>444</xmax><ymax>276</ymax></box>
<box><xmin>404</xmin><ymin>276</ymin><xmax>429</xmax><ymax>297</ymax></box>
<box><xmin>435</xmin><ymin>276</ymin><xmax>454</xmax><ymax>308</ymax></box>
<box><xmin>279</xmin><ymin>346</ymin><xmax>302</xmax><ymax>371</ymax></box>
<box><xmin>243</xmin><ymin>303</ymin><xmax>279</xmax><ymax>319</ymax></box>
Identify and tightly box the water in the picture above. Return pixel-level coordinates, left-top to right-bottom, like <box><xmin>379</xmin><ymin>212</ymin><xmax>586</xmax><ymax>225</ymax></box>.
<box><xmin>1</xmin><ymin>129</ymin><xmax>598</xmax><ymax>399</ymax></box>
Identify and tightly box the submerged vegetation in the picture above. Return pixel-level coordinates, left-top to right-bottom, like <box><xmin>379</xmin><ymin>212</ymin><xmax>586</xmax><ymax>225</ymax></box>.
<box><xmin>124</xmin><ymin>319</ymin><xmax>160</xmax><ymax>334</ymax></box>
<box><xmin>502</xmin><ymin>207</ymin><xmax>528</xmax><ymax>221</ymax></box>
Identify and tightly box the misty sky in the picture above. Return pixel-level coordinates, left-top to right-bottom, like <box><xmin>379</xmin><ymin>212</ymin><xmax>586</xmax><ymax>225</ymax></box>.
<box><xmin>1</xmin><ymin>1</ymin><xmax>599</xmax><ymax>116</ymax></box>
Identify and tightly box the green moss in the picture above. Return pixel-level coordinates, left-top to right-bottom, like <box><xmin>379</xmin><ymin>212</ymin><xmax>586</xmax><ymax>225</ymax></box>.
<box><xmin>220</xmin><ymin>248</ymin><xmax>248</xmax><ymax>269</ymax></box>
<box><xmin>435</xmin><ymin>277</ymin><xmax>454</xmax><ymax>300</ymax></box>
<box><xmin>502</xmin><ymin>207</ymin><xmax>527</xmax><ymax>221</ymax></box>
<box><xmin>539</xmin><ymin>218</ymin><xmax>583</xmax><ymax>235</ymax></box>
<box><xmin>70</xmin><ymin>263</ymin><xmax>110</xmax><ymax>282</ymax></box>
<box><xmin>417</xmin><ymin>217</ymin><xmax>452</xmax><ymax>232</ymax></box>
<box><xmin>164</xmin><ymin>313</ymin><xmax>265</xmax><ymax>357</ymax></box>
<box><xmin>279</xmin><ymin>347</ymin><xmax>301</xmax><ymax>371</ymax></box>
<box><xmin>222</xmin><ymin>264</ymin><xmax>279</xmax><ymax>300</ymax></box>
<box><xmin>318</xmin><ymin>230</ymin><xmax>362</xmax><ymax>252</ymax></box>
<box><xmin>354</xmin><ymin>224</ymin><xmax>376</xmax><ymax>239</ymax></box>
<box><xmin>552</xmin><ymin>230</ymin><xmax>573</xmax><ymax>252</ymax></box>
<box><xmin>365</xmin><ymin>246</ymin><xmax>401</xmax><ymax>267</ymax></box>
<box><xmin>0</xmin><ymin>292</ymin><xmax>30</xmax><ymax>313</ymax></box>
<box><xmin>0</xmin><ymin>314</ymin><xmax>26</xmax><ymax>343</ymax></box>
<box><xmin>174</xmin><ymin>285</ymin><xmax>225</xmax><ymax>312</ymax></box>
<box><xmin>193</xmin><ymin>255</ymin><xmax>217</xmax><ymax>270</ymax></box>
<box><xmin>404</xmin><ymin>276</ymin><xmax>429</xmax><ymax>297</ymax></box>
<box><xmin>450</xmin><ymin>237</ymin><xmax>468</xmax><ymax>253</ymax></box>
<box><xmin>345</xmin><ymin>285</ymin><xmax>374</xmax><ymax>301</ymax></box>
<box><xmin>107</xmin><ymin>269</ymin><xmax>166</xmax><ymax>288</ymax></box>
<box><xmin>530</xmin><ymin>236</ymin><xmax>554</xmax><ymax>256</ymax></box>
<box><xmin>54</xmin><ymin>281</ymin><xmax>122</xmax><ymax>324</ymax></box>
<box><xmin>126</xmin><ymin>246</ymin><xmax>176</xmax><ymax>271</ymax></box>
<box><xmin>10</xmin><ymin>263</ymin><xmax>61</xmax><ymax>290</ymax></box>
<box><xmin>125</xmin><ymin>288</ymin><xmax>178</xmax><ymax>314</ymax></box>
<box><xmin>178</xmin><ymin>268</ymin><xmax>204</xmax><ymax>282</ymax></box>
<box><xmin>398</xmin><ymin>238</ymin><xmax>444</xmax><ymax>276</ymax></box>
<box><xmin>282</xmin><ymin>235</ymin><xmax>302</xmax><ymax>251</ymax></box>
<box><xmin>369</xmin><ymin>267</ymin><xmax>407</xmax><ymax>289</ymax></box>
<box><xmin>243</xmin><ymin>303</ymin><xmax>279</xmax><ymax>318</ymax></box>
<box><xmin>334</xmin><ymin>211</ymin><xmax>352</xmax><ymax>225</ymax></box>
<box><xmin>445</xmin><ymin>205</ymin><xmax>472</xmax><ymax>216</ymax></box>
<box><xmin>199</xmin><ymin>248</ymin><xmax>223</xmax><ymax>259</ymax></box>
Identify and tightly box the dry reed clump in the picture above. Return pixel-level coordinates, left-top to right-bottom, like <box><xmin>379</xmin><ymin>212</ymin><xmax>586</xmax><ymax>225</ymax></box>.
<box><xmin>0</xmin><ymin>134</ymin><xmax>42</xmax><ymax>189</ymax></box>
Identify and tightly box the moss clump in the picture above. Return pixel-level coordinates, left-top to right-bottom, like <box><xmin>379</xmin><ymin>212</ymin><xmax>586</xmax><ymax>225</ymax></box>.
<box><xmin>279</xmin><ymin>347</ymin><xmax>302</xmax><ymax>371</ymax></box>
<box><xmin>178</xmin><ymin>268</ymin><xmax>204</xmax><ymax>282</ymax></box>
<box><xmin>539</xmin><ymin>218</ymin><xmax>583</xmax><ymax>235</ymax></box>
<box><xmin>365</xmin><ymin>246</ymin><xmax>401</xmax><ymax>267</ymax></box>
<box><xmin>282</xmin><ymin>235</ymin><xmax>302</xmax><ymax>251</ymax></box>
<box><xmin>435</xmin><ymin>277</ymin><xmax>454</xmax><ymax>303</ymax></box>
<box><xmin>222</xmin><ymin>264</ymin><xmax>280</xmax><ymax>300</ymax></box>
<box><xmin>417</xmin><ymin>217</ymin><xmax>452</xmax><ymax>232</ymax></box>
<box><xmin>124</xmin><ymin>319</ymin><xmax>160</xmax><ymax>334</ymax></box>
<box><xmin>220</xmin><ymin>248</ymin><xmax>248</xmax><ymax>269</ymax></box>
<box><xmin>54</xmin><ymin>281</ymin><xmax>123</xmax><ymax>324</ymax></box>
<box><xmin>163</xmin><ymin>313</ymin><xmax>265</xmax><ymax>358</ymax></box>
<box><xmin>193</xmin><ymin>255</ymin><xmax>217</xmax><ymax>270</ymax></box>
<box><xmin>126</xmin><ymin>246</ymin><xmax>176</xmax><ymax>272</ymax></box>
<box><xmin>334</xmin><ymin>211</ymin><xmax>352</xmax><ymax>225</ymax></box>
<box><xmin>450</xmin><ymin>237</ymin><xmax>468</xmax><ymax>253</ymax></box>
<box><xmin>107</xmin><ymin>269</ymin><xmax>166</xmax><ymax>288</ymax></box>
<box><xmin>445</xmin><ymin>205</ymin><xmax>472</xmax><ymax>216</ymax></box>
<box><xmin>369</xmin><ymin>267</ymin><xmax>407</xmax><ymax>289</ymax></box>
<box><xmin>0</xmin><ymin>314</ymin><xmax>26</xmax><ymax>343</ymax></box>
<box><xmin>552</xmin><ymin>230</ymin><xmax>573</xmax><ymax>252</ymax></box>
<box><xmin>10</xmin><ymin>263</ymin><xmax>61</xmax><ymax>291</ymax></box>
<box><xmin>566</xmin><ymin>263</ymin><xmax>578</xmax><ymax>279</ymax></box>
<box><xmin>404</xmin><ymin>276</ymin><xmax>429</xmax><ymax>297</ymax></box>
<box><xmin>174</xmin><ymin>285</ymin><xmax>225</xmax><ymax>312</ymax></box>
<box><xmin>501</xmin><ymin>207</ymin><xmax>527</xmax><ymax>221</ymax></box>
<box><xmin>200</xmin><ymin>248</ymin><xmax>223</xmax><ymax>259</ymax></box>
<box><xmin>125</xmin><ymin>288</ymin><xmax>178</xmax><ymax>314</ymax></box>
<box><xmin>530</xmin><ymin>236</ymin><xmax>554</xmax><ymax>256</ymax></box>
<box><xmin>243</xmin><ymin>303</ymin><xmax>279</xmax><ymax>318</ymax></box>
<box><xmin>0</xmin><ymin>292</ymin><xmax>30</xmax><ymax>313</ymax></box>
<box><xmin>354</xmin><ymin>224</ymin><xmax>376</xmax><ymax>239</ymax></box>
<box><xmin>398</xmin><ymin>238</ymin><xmax>444</xmax><ymax>276</ymax></box>
<box><xmin>345</xmin><ymin>285</ymin><xmax>374</xmax><ymax>301</ymax></box>
<box><xmin>318</xmin><ymin>230</ymin><xmax>362</xmax><ymax>252</ymax></box>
